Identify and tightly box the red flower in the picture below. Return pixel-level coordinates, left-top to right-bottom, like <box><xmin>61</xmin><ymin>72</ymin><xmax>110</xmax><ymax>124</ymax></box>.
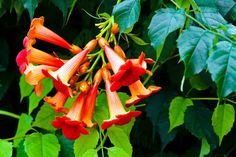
<box><xmin>16</xmin><ymin>37</ymin><xmax>64</xmax><ymax>73</ymax></box>
<box><xmin>126</xmin><ymin>80</ymin><xmax>161</xmax><ymax>107</ymax></box>
<box><xmin>43</xmin><ymin>49</ymin><xmax>90</xmax><ymax>97</ymax></box>
<box><xmin>104</xmin><ymin>45</ymin><xmax>152</xmax><ymax>91</ymax></box>
<box><xmin>81</xmin><ymin>69</ymin><xmax>102</xmax><ymax>128</ymax></box>
<box><xmin>44</xmin><ymin>91</ymin><xmax>69</xmax><ymax>113</ymax></box>
<box><xmin>101</xmin><ymin>68</ymin><xmax>141</xmax><ymax>130</ymax></box>
<box><xmin>52</xmin><ymin>92</ymin><xmax>89</xmax><ymax>140</ymax></box>
<box><xmin>27</xmin><ymin>16</ymin><xmax>82</xmax><ymax>54</ymax></box>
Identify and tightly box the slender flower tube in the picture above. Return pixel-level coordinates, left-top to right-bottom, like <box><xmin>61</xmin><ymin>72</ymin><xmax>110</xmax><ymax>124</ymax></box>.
<box><xmin>44</xmin><ymin>91</ymin><xmax>69</xmax><ymax>113</ymax></box>
<box><xmin>101</xmin><ymin>68</ymin><xmax>141</xmax><ymax>130</ymax></box>
<box><xmin>43</xmin><ymin>49</ymin><xmax>90</xmax><ymax>97</ymax></box>
<box><xmin>52</xmin><ymin>92</ymin><xmax>89</xmax><ymax>140</ymax></box>
<box><xmin>27</xmin><ymin>16</ymin><xmax>82</xmax><ymax>53</ymax></box>
<box><xmin>16</xmin><ymin>37</ymin><xmax>64</xmax><ymax>73</ymax></box>
<box><xmin>81</xmin><ymin>69</ymin><xmax>102</xmax><ymax>128</ymax></box>
<box><xmin>126</xmin><ymin>80</ymin><xmax>161</xmax><ymax>107</ymax></box>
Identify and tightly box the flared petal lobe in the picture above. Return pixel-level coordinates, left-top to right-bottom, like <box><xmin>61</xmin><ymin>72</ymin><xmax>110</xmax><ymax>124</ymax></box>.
<box><xmin>101</xmin><ymin>68</ymin><xmax>141</xmax><ymax>130</ymax></box>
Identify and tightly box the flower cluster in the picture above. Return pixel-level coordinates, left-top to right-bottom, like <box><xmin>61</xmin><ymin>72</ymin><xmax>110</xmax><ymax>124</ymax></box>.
<box><xmin>16</xmin><ymin>16</ymin><xmax>161</xmax><ymax>140</ymax></box>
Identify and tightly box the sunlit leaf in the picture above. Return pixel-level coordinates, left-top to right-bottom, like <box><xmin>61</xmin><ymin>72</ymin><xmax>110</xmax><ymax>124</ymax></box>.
<box><xmin>0</xmin><ymin>140</ymin><xmax>12</xmax><ymax>157</ymax></box>
<box><xmin>212</xmin><ymin>104</ymin><xmax>235</xmax><ymax>145</ymax></box>
<box><xmin>107</xmin><ymin>126</ymin><xmax>132</xmax><ymax>156</ymax></box>
<box><xmin>14</xmin><ymin>113</ymin><xmax>33</xmax><ymax>147</ymax></box>
<box><xmin>82</xmin><ymin>149</ymin><xmax>97</xmax><ymax>157</ymax></box>
<box><xmin>169</xmin><ymin>96</ymin><xmax>193</xmax><ymax>132</ymax></box>
<box><xmin>199</xmin><ymin>138</ymin><xmax>210</xmax><ymax>157</ymax></box>
<box><xmin>74</xmin><ymin>129</ymin><xmax>99</xmax><ymax>157</ymax></box>
<box><xmin>107</xmin><ymin>147</ymin><xmax>129</xmax><ymax>157</ymax></box>
<box><xmin>19</xmin><ymin>74</ymin><xmax>34</xmax><ymax>102</ymax></box>
<box><xmin>112</xmin><ymin>0</ymin><xmax>141</xmax><ymax>33</ymax></box>
<box><xmin>24</xmin><ymin>133</ymin><xmax>60</xmax><ymax>157</ymax></box>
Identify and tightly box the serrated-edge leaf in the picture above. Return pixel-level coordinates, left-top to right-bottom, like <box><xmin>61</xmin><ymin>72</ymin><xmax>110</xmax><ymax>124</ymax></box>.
<box><xmin>24</xmin><ymin>133</ymin><xmax>60</xmax><ymax>157</ymax></box>
<box><xmin>107</xmin><ymin>147</ymin><xmax>129</xmax><ymax>157</ymax></box>
<box><xmin>107</xmin><ymin>126</ymin><xmax>132</xmax><ymax>156</ymax></box>
<box><xmin>169</xmin><ymin>96</ymin><xmax>193</xmax><ymax>131</ymax></box>
<box><xmin>74</xmin><ymin>129</ymin><xmax>99</xmax><ymax>157</ymax></box>
<box><xmin>207</xmin><ymin>41</ymin><xmax>236</xmax><ymax>97</ymax></box>
<box><xmin>14</xmin><ymin>113</ymin><xmax>33</xmax><ymax>147</ymax></box>
<box><xmin>148</xmin><ymin>8</ymin><xmax>186</xmax><ymax>51</ymax></box>
<box><xmin>199</xmin><ymin>138</ymin><xmax>210</xmax><ymax>157</ymax></box>
<box><xmin>0</xmin><ymin>140</ymin><xmax>13</xmax><ymax>157</ymax></box>
<box><xmin>177</xmin><ymin>26</ymin><xmax>215</xmax><ymax>77</ymax></box>
<box><xmin>112</xmin><ymin>0</ymin><xmax>141</xmax><ymax>33</ymax></box>
<box><xmin>212</xmin><ymin>104</ymin><xmax>235</xmax><ymax>145</ymax></box>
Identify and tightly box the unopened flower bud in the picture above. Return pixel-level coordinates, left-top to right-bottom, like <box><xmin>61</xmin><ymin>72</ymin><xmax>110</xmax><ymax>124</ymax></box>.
<box><xmin>111</xmin><ymin>23</ymin><xmax>120</xmax><ymax>35</ymax></box>
<box><xmin>79</xmin><ymin>81</ymin><xmax>90</xmax><ymax>93</ymax></box>
<box><xmin>102</xmin><ymin>68</ymin><xmax>111</xmax><ymax>81</ymax></box>
<box><xmin>69</xmin><ymin>75</ymin><xmax>79</xmax><ymax>85</ymax></box>
<box><xmin>78</xmin><ymin>62</ymin><xmax>90</xmax><ymax>74</ymax></box>
<box><xmin>98</xmin><ymin>37</ymin><xmax>109</xmax><ymax>50</ymax></box>
<box><xmin>114</xmin><ymin>44</ymin><xmax>126</xmax><ymax>59</ymax></box>
<box><xmin>84</xmin><ymin>39</ymin><xmax>97</xmax><ymax>52</ymax></box>
<box><xmin>70</xmin><ymin>44</ymin><xmax>83</xmax><ymax>54</ymax></box>
<box><xmin>94</xmin><ymin>69</ymin><xmax>102</xmax><ymax>84</ymax></box>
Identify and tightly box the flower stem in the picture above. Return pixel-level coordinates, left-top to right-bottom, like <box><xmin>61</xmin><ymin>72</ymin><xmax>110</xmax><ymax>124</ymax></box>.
<box><xmin>0</xmin><ymin>110</ymin><xmax>20</xmax><ymax>119</ymax></box>
<box><xmin>190</xmin><ymin>97</ymin><xmax>236</xmax><ymax>105</ymax></box>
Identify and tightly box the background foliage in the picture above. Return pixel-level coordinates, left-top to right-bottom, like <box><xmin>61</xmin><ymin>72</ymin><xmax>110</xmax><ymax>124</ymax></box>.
<box><xmin>1</xmin><ymin>0</ymin><xmax>236</xmax><ymax>157</ymax></box>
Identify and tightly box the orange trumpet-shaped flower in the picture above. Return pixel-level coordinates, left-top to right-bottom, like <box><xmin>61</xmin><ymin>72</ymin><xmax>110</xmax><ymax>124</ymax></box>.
<box><xmin>27</xmin><ymin>16</ymin><xmax>82</xmax><ymax>53</ymax></box>
<box><xmin>52</xmin><ymin>92</ymin><xmax>89</xmax><ymax>140</ymax></box>
<box><xmin>101</xmin><ymin>68</ymin><xmax>141</xmax><ymax>130</ymax></box>
<box><xmin>126</xmin><ymin>80</ymin><xmax>161</xmax><ymax>107</ymax></box>
<box><xmin>16</xmin><ymin>37</ymin><xmax>64</xmax><ymax>73</ymax></box>
<box><xmin>44</xmin><ymin>91</ymin><xmax>69</xmax><ymax>113</ymax></box>
<box><xmin>43</xmin><ymin>49</ymin><xmax>90</xmax><ymax>97</ymax></box>
<box><xmin>104</xmin><ymin>45</ymin><xmax>151</xmax><ymax>91</ymax></box>
<box><xmin>81</xmin><ymin>69</ymin><xmax>102</xmax><ymax>128</ymax></box>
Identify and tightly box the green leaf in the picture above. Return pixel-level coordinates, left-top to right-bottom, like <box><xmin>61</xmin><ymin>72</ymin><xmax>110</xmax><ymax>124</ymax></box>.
<box><xmin>112</xmin><ymin>0</ymin><xmax>141</xmax><ymax>33</ymax></box>
<box><xmin>58</xmin><ymin>135</ymin><xmax>74</xmax><ymax>157</ymax></box>
<box><xmin>21</xmin><ymin>0</ymin><xmax>38</xmax><ymax>20</ymax></box>
<box><xmin>169</xmin><ymin>96</ymin><xmax>193</xmax><ymax>132</ymax></box>
<box><xmin>82</xmin><ymin>149</ymin><xmax>97</xmax><ymax>157</ymax></box>
<box><xmin>24</xmin><ymin>133</ymin><xmax>60</xmax><ymax>157</ymax></box>
<box><xmin>176</xmin><ymin>0</ymin><xmax>190</xmax><ymax>9</ymax></box>
<box><xmin>14</xmin><ymin>113</ymin><xmax>33</xmax><ymax>147</ymax></box>
<box><xmin>189</xmin><ymin>73</ymin><xmax>211</xmax><ymax>91</ymax></box>
<box><xmin>107</xmin><ymin>147</ymin><xmax>129</xmax><ymax>157</ymax></box>
<box><xmin>227</xmin><ymin>5</ymin><xmax>236</xmax><ymax>22</ymax></box>
<box><xmin>0</xmin><ymin>140</ymin><xmax>12</xmax><ymax>157</ymax></box>
<box><xmin>127</xmin><ymin>33</ymin><xmax>149</xmax><ymax>45</ymax></box>
<box><xmin>29</xmin><ymin>78</ymin><xmax>53</xmax><ymax>114</ymax></box>
<box><xmin>16</xmin><ymin>141</ymin><xmax>28</xmax><ymax>157</ymax></box>
<box><xmin>177</xmin><ymin>26</ymin><xmax>215</xmax><ymax>77</ymax></box>
<box><xmin>33</xmin><ymin>103</ymin><xmax>58</xmax><ymax>131</ymax></box>
<box><xmin>13</xmin><ymin>0</ymin><xmax>24</xmax><ymax>23</ymax></box>
<box><xmin>107</xmin><ymin>126</ymin><xmax>132</xmax><ymax>156</ymax></box>
<box><xmin>185</xmin><ymin>105</ymin><xmax>218</xmax><ymax>150</ymax></box>
<box><xmin>207</xmin><ymin>41</ymin><xmax>236</xmax><ymax>97</ymax></box>
<box><xmin>199</xmin><ymin>138</ymin><xmax>210</xmax><ymax>157</ymax></box>
<box><xmin>0</xmin><ymin>37</ymin><xmax>10</xmax><ymax>72</ymax></box>
<box><xmin>19</xmin><ymin>74</ymin><xmax>34</xmax><ymax>102</ymax></box>
<box><xmin>50</xmin><ymin>0</ymin><xmax>74</xmax><ymax>23</ymax></box>
<box><xmin>74</xmin><ymin>129</ymin><xmax>99</xmax><ymax>157</ymax></box>
<box><xmin>148</xmin><ymin>8</ymin><xmax>186</xmax><ymax>53</ymax></box>
<box><xmin>217</xmin><ymin>0</ymin><xmax>236</xmax><ymax>16</ymax></box>
<box><xmin>212</xmin><ymin>104</ymin><xmax>235</xmax><ymax>145</ymax></box>
<box><xmin>196</xmin><ymin>7</ymin><xmax>227</xmax><ymax>28</ymax></box>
